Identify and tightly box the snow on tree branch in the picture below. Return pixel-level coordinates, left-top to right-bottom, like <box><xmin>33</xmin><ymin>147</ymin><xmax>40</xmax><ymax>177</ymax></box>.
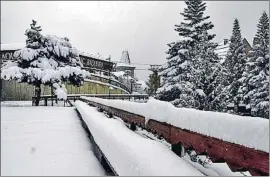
<box><xmin>1</xmin><ymin>20</ymin><xmax>91</xmax><ymax>100</ymax></box>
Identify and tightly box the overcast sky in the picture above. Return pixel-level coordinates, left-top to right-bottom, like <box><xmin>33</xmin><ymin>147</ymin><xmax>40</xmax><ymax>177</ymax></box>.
<box><xmin>1</xmin><ymin>1</ymin><xmax>269</xmax><ymax>80</ymax></box>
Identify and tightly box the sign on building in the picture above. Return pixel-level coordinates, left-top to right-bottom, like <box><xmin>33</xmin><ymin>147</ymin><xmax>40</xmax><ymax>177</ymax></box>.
<box><xmin>1</xmin><ymin>50</ymin><xmax>17</xmax><ymax>61</ymax></box>
<box><xmin>0</xmin><ymin>50</ymin><xmax>113</xmax><ymax>71</ymax></box>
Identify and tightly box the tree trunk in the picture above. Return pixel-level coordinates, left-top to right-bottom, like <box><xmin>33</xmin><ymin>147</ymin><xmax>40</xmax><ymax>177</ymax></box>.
<box><xmin>35</xmin><ymin>83</ymin><xmax>41</xmax><ymax>106</ymax></box>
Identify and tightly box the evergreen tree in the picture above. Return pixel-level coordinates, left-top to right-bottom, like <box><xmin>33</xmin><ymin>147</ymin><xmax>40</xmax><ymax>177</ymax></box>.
<box><xmin>192</xmin><ymin>31</ymin><xmax>224</xmax><ymax>110</ymax></box>
<box><xmin>1</xmin><ymin>20</ymin><xmax>90</xmax><ymax>105</ymax></box>
<box><xmin>146</xmin><ymin>70</ymin><xmax>160</xmax><ymax>96</ymax></box>
<box><xmin>221</xmin><ymin>19</ymin><xmax>247</xmax><ymax>110</ymax></box>
<box><xmin>176</xmin><ymin>0</ymin><xmax>215</xmax><ymax>43</ymax></box>
<box><xmin>207</xmin><ymin>65</ymin><xmax>231</xmax><ymax>112</ymax></box>
<box><xmin>157</xmin><ymin>0</ymin><xmax>221</xmax><ymax>110</ymax></box>
<box><xmin>238</xmin><ymin>12</ymin><xmax>269</xmax><ymax>118</ymax></box>
<box><xmin>156</xmin><ymin>40</ymin><xmax>197</xmax><ymax>108</ymax></box>
<box><xmin>253</xmin><ymin>11</ymin><xmax>269</xmax><ymax>46</ymax></box>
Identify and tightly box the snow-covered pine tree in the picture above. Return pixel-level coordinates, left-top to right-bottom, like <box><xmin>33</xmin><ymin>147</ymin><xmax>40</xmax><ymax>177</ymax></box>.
<box><xmin>192</xmin><ymin>31</ymin><xmax>224</xmax><ymax>111</ymax></box>
<box><xmin>157</xmin><ymin>0</ymin><xmax>221</xmax><ymax>110</ymax></box>
<box><xmin>253</xmin><ymin>11</ymin><xmax>269</xmax><ymax>46</ymax></box>
<box><xmin>176</xmin><ymin>0</ymin><xmax>215</xmax><ymax>44</ymax></box>
<box><xmin>206</xmin><ymin>65</ymin><xmax>231</xmax><ymax>112</ymax></box>
<box><xmin>156</xmin><ymin>40</ymin><xmax>198</xmax><ymax>108</ymax></box>
<box><xmin>146</xmin><ymin>70</ymin><xmax>160</xmax><ymax>96</ymax></box>
<box><xmin>238</xmin><ymin>12</ymin><xmax>269</xmax><ymax>118</ymax></box>
<box><xmin>221</xmin><ymin>19</ymin><xmax>247</xmax><ymax>112</ymax></box>
<box><xmin>1</xmin><ymin>20</ymin><xmax>90</xmax><ymax>105</ymax></box>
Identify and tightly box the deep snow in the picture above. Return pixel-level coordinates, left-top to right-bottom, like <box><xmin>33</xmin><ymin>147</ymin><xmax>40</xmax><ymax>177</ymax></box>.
<box><xmin>75</xmin><ymin>100</ymin><xmax>204</xmax><ymax>176</ymax></box>
<box><xmin>1</xmin><ymin>106</ymin><xmax>106</xmax><ymax>176</ymax></box>
<box><xmin>80</xmin><ymin>96</ymin><xmax>269</xmax><ymax>152</ymax></box>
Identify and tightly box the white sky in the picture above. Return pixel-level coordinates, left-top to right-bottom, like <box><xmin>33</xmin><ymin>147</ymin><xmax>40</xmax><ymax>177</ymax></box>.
<box><xmin>1</xmin><ymin>1</ymin><xmax>269</xmax><ymax>80</ymax></box>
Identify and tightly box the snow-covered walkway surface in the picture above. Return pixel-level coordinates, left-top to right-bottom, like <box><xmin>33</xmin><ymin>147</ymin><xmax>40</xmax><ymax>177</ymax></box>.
<box><xmin>1</xmin><ymin>106</ymin><xmax>106</xmax><ymax>176</ymax></box>
<box><xmin>75</xmin><ymin>100</ymin><xmax>204</xmax><ymax>176</ymax></box>
<box><xmin>1</xmin><ymin>101</ymin><xmax>33</xmax><ymax>107</ymax></box>
<box><xmin>81</xmin><ymin>96</ymin><xmax>269</xmax><ymax>153</ymax></box>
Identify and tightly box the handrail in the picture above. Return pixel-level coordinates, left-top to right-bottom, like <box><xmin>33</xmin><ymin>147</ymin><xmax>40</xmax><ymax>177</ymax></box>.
<box><xmin>39</xmin><ymin>94</ymin><xmax>148</xmax><ymax>99</ymax></box>
<box><xmin>80</xmin><ymin>97</ymin><xmax>269</xmax><ymax>176</ymax></box>
<box><xmin>88</xmin><ymin>75</ymin><xmax>131</xmax><ymax>93</ymax></box>
<box><xmin>32</xmin><ymin>94</ymin><xmax>149</xmax><ymax>106</ymax></box>
<box><xmin>83</xmin><ymin>66</ymin><xmax>132</xmax><ymax>93</ymax></box>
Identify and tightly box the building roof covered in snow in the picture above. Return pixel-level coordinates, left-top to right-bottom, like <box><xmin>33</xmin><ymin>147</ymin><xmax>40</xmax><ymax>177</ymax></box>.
<box><xmin>79</xmin><ymin>51</ymin><xmax>110</xmax><ymax>61</ymax></box>
<box><xmin>116</xmin><ymin>50</ymin><xmax>135</xmax><ymax>68</ymax></box>
<box><xmin>1</xmin><ymin>43</ymin><xmax>25</xmax><ymax>51</ymax></box>
<box><xmin>0</xmin><ymin>43</ymin><xmax>109</xmax><ymax>61</ymax></box>
<box><xmin>0</xmin><ymin>43</ymin><xmax>114</xmax><ymax>71</ymax></box>
<box><xmin>120</xmin><ymin>50</ymin><xmax>131</xmax><ymax>64</ymax></box>
<box><xmin>215</xmin><ymin>39</ymin><xmax>230</xmax><ymax>63</ymax></box>
<box><xmin>214</xmin><ymin>38</ymin><xmax>252</xmax><ymax>64</ymax></box>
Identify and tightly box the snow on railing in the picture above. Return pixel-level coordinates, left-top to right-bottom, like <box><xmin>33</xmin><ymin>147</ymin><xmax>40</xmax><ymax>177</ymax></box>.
<box><xmin>84</xmin><ymin>79</ymin><xmax>130</xmax><ymax>94</ymax></box>
<box><xmin>75</xmin><ymin>100</ymin><xmax>203</xmax><ymax>176</ymax></box>
<box><xmin>88</xmin><ymin>75</ymin><xmax>131</xmax><ymax>93</ymax></box>
<box><xmin>80</xmin><ymin>96</ymin><xmax>269</xmax><ymax>153</ymax></box>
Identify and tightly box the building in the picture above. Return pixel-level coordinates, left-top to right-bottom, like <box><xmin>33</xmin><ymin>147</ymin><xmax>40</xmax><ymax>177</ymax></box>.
<box><xmin>215</xmin><ymin>39</ymin><xmax>230</xmax><ymax>63</ymax></box>
<box><xmin>115</xmin><ymin>50</ymin><xmax>136</xmax><ymax>78</ymax></box>
<box><xmin>242</xmin><ymin>38</ymin><xmax>252</xmax><ymax>56</ymax></box>
<box><xmin>214</xmin><ymin>38</ymin><xmax>252</xmax><ymax>63</ymax></box>
<box><xmin>0</xmin><ymin>44</ymin><xmax>129</xmax><ymax>101</ymax></box>
<box><xmin>79</xmin><ymin>52</ymin><xmax>113</xmax><ymax>72</ymax></box>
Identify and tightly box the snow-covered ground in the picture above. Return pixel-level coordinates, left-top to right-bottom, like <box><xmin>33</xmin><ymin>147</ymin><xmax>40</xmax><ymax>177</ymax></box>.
<box><xmin>1</xmin><ymin>101</ymin><xmax>33</xmax><ymax>107</ymax></box>
<box><xmin>75</xmin><ymin>100</ymin><xmax>204</xmax><ymax>176</ymax></box>
<box><xmin>1</xmin><ymin>100</ymin><xmax>71</xmax><ymax>107</ymax></box>
<box><xmin>1</xmin><ymin>106</ymin><xmax>106</xmax><ymax>176</ymax></box>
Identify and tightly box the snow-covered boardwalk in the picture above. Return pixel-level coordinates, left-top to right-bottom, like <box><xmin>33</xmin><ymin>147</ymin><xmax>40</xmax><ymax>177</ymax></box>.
<box><xmin>1</xmin><ymin>106</ymin><xmax>106</xmax><ymax>176</ymax></box>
